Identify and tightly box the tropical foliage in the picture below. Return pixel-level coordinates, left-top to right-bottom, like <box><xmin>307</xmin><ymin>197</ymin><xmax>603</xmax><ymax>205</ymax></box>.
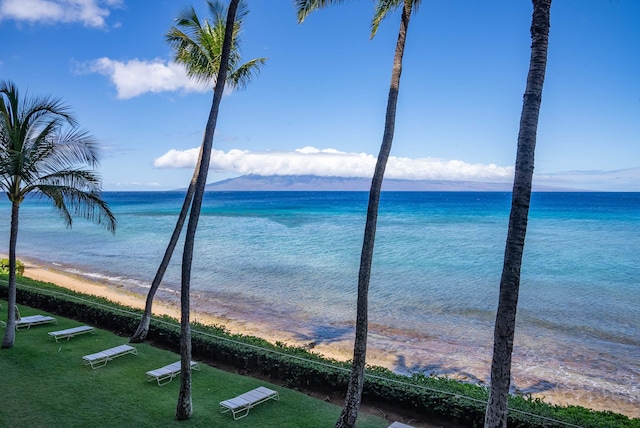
<box><xmin>166</xmin><ymin>0</ymin><xmax>266</xmax><ymax>90</ymax></box>
<box><xmin>0</xmin><ymin>80</ymin><xmax>115</xmax><ymax>348</ymax></box>
<box><xmin>0</xmin><ymin>258</ymin><xmax>24</xmax><ymax>276</ymax></box>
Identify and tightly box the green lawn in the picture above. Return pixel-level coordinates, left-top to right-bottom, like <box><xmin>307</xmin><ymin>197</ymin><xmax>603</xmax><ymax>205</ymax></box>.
<box><xmin>0</xmin><ymin>302</ymin><xmax>391</xmax><ymax>428</ymax></box>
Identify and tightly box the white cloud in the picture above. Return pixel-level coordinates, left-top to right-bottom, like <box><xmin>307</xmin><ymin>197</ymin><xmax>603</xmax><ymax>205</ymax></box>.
<box><xmin>82</xmin><ymin>57</ymin><xmax>211</xmax><ymax>99</ymax></box>
<box><xmin>0</xmin><ymin>0</ymin><xmax>122</xmax><ymax>27</ymax></box>
<box><xmin>154</xmin><ymin>146</ymin><xmax>515</xmax><ymax>182</ymax></box>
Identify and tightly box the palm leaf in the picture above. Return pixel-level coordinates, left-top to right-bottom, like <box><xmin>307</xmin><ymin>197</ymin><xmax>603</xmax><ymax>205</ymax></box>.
<box><xmin>295</xmin><ymin>0</ymin><xmax>347</xmax><ymax>23</ymax></box>
<box><xmin>166</xmin><ymin>0</ymin><xmax>265</xmax><ymax>91</ymax></box>
<box><xmin>371</xmin><ymin>0</ymin><xmax>402</xmax><ymax>38</ymax></box>
<box><xmin>0</xmin><ymin>80</ymin><xmax>116</xmax><ymax>233</ymax></box>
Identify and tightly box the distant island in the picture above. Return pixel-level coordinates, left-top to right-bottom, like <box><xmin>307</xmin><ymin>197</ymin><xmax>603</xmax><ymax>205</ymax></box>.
<box><xmin>203</xmin><ymin>174</ymin><xmax>573</xmax><ymax>192</ymax></box>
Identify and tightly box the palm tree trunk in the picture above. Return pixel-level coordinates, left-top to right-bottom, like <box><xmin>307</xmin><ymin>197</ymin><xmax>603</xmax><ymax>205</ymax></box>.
<box><xmin>1</xmin><ymin>202</ymin><xmax>20</xmax><ymax>349</ymax></box>
<box><xmin>175</xmin><ymin>0</ymin><xmax>239</xmax><ymax>420</ymax></box>
<box><xmin>335</xmin><ymin>3</ymin><xmax>411</xmax><ymax>427</ymax></box>
<box><xmin>130</xmin><ymin>179</ymin><xmax>196</xmax><ymax>343</ymax></box>
<box><xmin>484</xmin><ymin>1</ymin><xmax>551</xmax><ymax>427</ymax></box>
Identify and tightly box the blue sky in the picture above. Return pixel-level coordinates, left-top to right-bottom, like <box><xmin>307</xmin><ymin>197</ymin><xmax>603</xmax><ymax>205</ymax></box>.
<box><xmin>1</xmin><ymin>0</ymin><xmax>639</xmax><ymax>191</ymax></box>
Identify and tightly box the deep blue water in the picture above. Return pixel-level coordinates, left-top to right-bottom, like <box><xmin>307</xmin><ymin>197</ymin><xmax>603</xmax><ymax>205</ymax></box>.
<box><xmin>1</xmin><ymin>191</ymin><xmax>638</xmax><ymax>410</ymax></box>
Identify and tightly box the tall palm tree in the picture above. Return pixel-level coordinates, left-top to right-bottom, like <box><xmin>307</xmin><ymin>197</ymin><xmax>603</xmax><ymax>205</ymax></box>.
<box><xmin>297</xmin><ymin>1</ymin><xmax>420</xmax><ymax>426</ymax></box>
<box><xmin>129</xmin><ymin>0</ymin><xmax>266</xmax><ymax>344</ymax></box>
<box><xmin>170</xmin><ymin>0</ymin><xmax>248</xmax><ymax>419</ymax></box>
<box><xmin>484</xmin><ymin>1</ymin><xmax>552</xmax><ymax>427</ymax></box>
<box><xmin>0</xmin><ymin>80</ymin><xmax>116</xmax><ymax>349</ymax></box>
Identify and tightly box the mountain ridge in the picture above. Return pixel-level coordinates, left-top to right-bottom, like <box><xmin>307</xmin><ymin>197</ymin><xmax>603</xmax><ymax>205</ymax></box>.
<box><xmin>203</xmin><ymin>174</ymin><xmax>575</xmax><ymax>192</ymax></box>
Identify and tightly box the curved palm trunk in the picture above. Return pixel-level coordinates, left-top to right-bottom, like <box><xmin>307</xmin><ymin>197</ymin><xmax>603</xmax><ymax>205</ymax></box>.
<box><xmin>484</xmin><ymin>1</ymin><xmax>551</xmax><ymax>427</ymax></box>
<box><xmin>130</xmin><ymin>179</ymin><xmax>196</xmax><ymax>343</ymax></box>
<box><xmin>335</xmin><ymin>3</ymin><xmax>411</xmax><ymax>427</ymax></box>
<box><xmin>175</xmin><ymin>0</ymin><xmax>239</xmax><ymax>420</ymax></box>
<box><xmin>1</xmin><ymin>202</ymin><xmax>20</xmax><ymax>349</ymax></box>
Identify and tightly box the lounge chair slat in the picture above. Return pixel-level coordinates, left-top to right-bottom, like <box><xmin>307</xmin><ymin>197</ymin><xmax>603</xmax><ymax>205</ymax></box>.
<box><xmin>220</xmin><ymin>386</ymin><xmax>279</xmax><ymax>420</ymax></box>
<box><xmin>48</xmin><ymin>325</ymin><xmax>95</xmax><ymax>342</ymax></box>
<box><xmin>82</xmin><ymin>344</ymin><xmax>137</xmax><ymax>369</ymax></box>
<box><xmin>146</xmin><ymin>360</ymin><xmax>199</xmax><ymax>385</ymax></box>
<box><xmin>15</xmin><ymin>315</ymin><xmax>57</xmax><ymax>330</ymax></box>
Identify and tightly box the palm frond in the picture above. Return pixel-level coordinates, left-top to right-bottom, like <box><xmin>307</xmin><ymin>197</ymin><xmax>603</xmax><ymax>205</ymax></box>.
<box><xmin>372</xmin><ymin>0</ymin><xmax>422</xmax><ymax>37</ymax></box>
<box><xmin>22</xmin><ymin>95</ymin><xmax>75</xmax><ymax>128</ymax></box>
<box><xmin>32</xmin><ymin>130</ymin><xmax>99</xmax><ymax>177</ymax></box>
<box><xmin>165</xmin><ymin>0</ymin><xmax>266</xmax><ymax>91</ymax></box>
<box><xmin>167</xmin><ymin>20</ymin><xmax>219</xmax><ymax>86</ymax></box>
<box><xmin>205</xmin><ymin>0</ymin><xmax>226</xmax><ymax>24</ymax></box>
<box><xmin>174</xmin><ymin>5</ymin><xmax>204</xmax><ymax>37</ymax></box>
<box><xmin>228</xmin><ymin>57</ymin><xmax>267</xmax><ymax>91</ymax></box>
<box><xmin>235</xmin><ymin>0</ymin><xmax>250</xmax><ymax>25</ymax></box>
<box><xmin>36</xmin><ymin>183</ymin><xmax>116</xmax><ymax>233</ymax></box>
<box><xmin>295</xmin><ymin>0</ymin><xmax>346</xmax><ymax>23</ymax></box>
<box><xmin>371</xmin><ymin>0</ymin><xmax>402</xmax><ymax>38</ymax></box>
<box><xmin>38</xmin><ymin>185</ymin><xmax>73</xmax><ymax>227</ymax></box>
<box><xmin>0</xmin><ymin>80</ymin><xmax>20</xmax><ymax>128</ymax></box>
<box><xmin>1</xmin><ymin>80</ymin><xmax>114</xmax><ymax>233</ymax></box>
<box><xmin>31</xmin><ymin>169</ymin><xmax>100</xmax><ymax>191</ymax></box>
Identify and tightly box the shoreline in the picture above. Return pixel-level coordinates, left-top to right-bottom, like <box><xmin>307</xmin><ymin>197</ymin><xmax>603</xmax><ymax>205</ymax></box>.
<box><xmin>10</xmin><ymin>254</ymin><xmax>369</xmax><ymax>365</ymax></box>
<box><xmin>3</xmin><ymin>254</ymin><xmax>638</xmax><ymax>419</ymax></box>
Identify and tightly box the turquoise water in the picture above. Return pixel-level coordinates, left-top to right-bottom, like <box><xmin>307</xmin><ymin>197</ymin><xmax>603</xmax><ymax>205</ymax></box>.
<box><xmin>1</xmin><ymin>191</ymin><xmax>638</xmax><ymax>412</ymax></box>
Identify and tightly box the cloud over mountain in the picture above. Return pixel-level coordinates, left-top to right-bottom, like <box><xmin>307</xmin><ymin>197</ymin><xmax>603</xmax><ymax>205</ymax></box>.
<box><xmin>154</xmin><ymin>146</ymin><xmax>515</xmax><ymax>183</ymax></box>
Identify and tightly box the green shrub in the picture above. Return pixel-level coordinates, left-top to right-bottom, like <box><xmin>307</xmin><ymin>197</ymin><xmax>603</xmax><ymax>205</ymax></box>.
<box><xmin>0</xmin><ymin>258</ymin><xmax>25</xmax><ymax>275</ymax></box>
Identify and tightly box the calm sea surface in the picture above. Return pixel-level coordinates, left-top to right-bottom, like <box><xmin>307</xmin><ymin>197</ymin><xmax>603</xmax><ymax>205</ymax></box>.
<box><xmin>1</xmin><ymin>191</ymin><xmax>638</xmax><ymax>412</ymax></box>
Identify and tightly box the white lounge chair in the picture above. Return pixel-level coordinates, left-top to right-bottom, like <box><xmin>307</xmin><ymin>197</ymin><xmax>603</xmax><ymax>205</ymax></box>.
<box><xmin>219</xmin><ymin>386</ymin><xmax>279</xmax><ymax>420</ymax></box>
<box><xmin>388</xmin><ymin>422</ymin><xmax>416</xmax><ymax>428</ymax></box>
<box><xmin>146</xmin><ymin>360</ymin><xmax>200</xmax><ymax>385</ymax></box>
<box><xmin>82</xmin><ymin>344</ymin><xmax>137</xmax><ymax>369</ymax></box>
<box><xmin>48</xmin><ymin>325</ymin><xmax>95</xmax><ymax>342</ymax></box>
<box><xmin>15</xmin><ymin>314</ymin><xmax>57</xmax><ymax>330</ymax></box>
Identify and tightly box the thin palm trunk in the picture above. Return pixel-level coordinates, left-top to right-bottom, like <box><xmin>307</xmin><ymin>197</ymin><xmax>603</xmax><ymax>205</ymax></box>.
<box><xmin>484</xmin><ymin>1</ymin><xmax>551</xmax><ymax>427</ymax></box>
<box><xmin>130</xmin><ymin>177</ymin><xmax>197</xmax><ymax>343</ymax></box>
<box><xmin>134</xmin><ymin>1</ymin><xmax>264</xmax><ymax>345</ymax></box>
<box><xmin>174</xmin><ymin>0</ymin><xmax>239</xmax><ymax>420</ymax></box>
<box><xmin>335</xmin><ymin>2</ymin><xmax>411</xmax><ymax>427</ymax></box>
<box><xmin>1</xmin><ymin>203</ymin><xmax>20</xmax><ymax>348</ymax></box>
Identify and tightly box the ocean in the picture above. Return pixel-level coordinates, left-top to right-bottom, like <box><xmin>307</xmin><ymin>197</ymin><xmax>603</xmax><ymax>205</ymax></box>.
<box><xmin>1</xmin><ymin>191</ymin><xmax>638</xmax><ymax>414</ymax></box>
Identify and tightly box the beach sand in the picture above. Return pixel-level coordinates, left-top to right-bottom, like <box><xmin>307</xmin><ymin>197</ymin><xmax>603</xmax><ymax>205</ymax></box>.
<box><xmin>4</xmin><ymin>254</ymin><xmax>638</xmax><ymax>419</ymax></box>
<box><xmin>9</xmin><ymin>255</ymin><xmax>371</xmax><ymax>365</ymax></box>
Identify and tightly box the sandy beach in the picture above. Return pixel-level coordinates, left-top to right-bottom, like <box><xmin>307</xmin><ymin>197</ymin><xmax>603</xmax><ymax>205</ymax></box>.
<box><xmin>7</xmin><ymin>255</ymin><xmax>369</xmax><ymax>366</ymax></box>
<box><xmin>3</xmin><ymin>254</ymin><xmax>638</xmax><ymax>419</ymax></box>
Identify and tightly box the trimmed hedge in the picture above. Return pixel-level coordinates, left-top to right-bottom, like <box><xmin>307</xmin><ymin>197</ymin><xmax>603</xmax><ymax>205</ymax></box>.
<box><xmin>1</xmin><ymin>276</ymin><xmax>638</xmax><ymax>428</ymax></box>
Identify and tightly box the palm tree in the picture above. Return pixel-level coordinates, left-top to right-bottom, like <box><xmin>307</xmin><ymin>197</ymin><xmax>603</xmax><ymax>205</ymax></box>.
<box><xmin>297</xmin><ymin>1</ymin><xmax>420</xmax><ymax>426</ymax></box>
<box><xmin>484</xmin><ymin>1</ymin><xmax>552</xmax><ymax>427</ymax></box>
<box><xmin>0</xmin><ymin>80</ymin><xmax>116</xmax><ymax>349</ymax></box>
<box><xmin>168</xmin><ymin>0</ymin><xmax>252</xmax><ymax>419</ymax></box>
<box><xmin>129</xmin><ymin>0</ymin><xmax>266</xmax><ymax>344</ymax></box>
